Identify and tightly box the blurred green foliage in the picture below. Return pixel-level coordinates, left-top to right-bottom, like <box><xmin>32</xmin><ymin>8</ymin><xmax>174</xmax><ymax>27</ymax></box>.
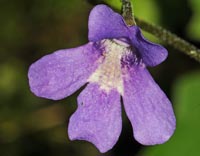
<box><xmin>0</xmin><ymin>0</ymin><xmax>199</xmax><ymax>156</ymax></box>
<box><xmin>105</xmin><ymin>0</ymin><xmax>160</xmax><ymax>23</ymax></box>
<box><xmin>187</xmin><ymin>0</ymin><xmax>200</xmax><ymax>40</ymax></box>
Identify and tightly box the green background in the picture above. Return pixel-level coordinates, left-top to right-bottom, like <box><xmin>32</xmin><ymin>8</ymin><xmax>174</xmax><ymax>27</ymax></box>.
<box><xmin>0</xmin><ymin>0</ymin><xmax>200</xmax><ymax>156</ymax></box>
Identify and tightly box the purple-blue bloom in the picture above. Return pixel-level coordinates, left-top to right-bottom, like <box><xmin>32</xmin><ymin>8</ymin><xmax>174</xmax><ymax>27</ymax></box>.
<box><xmin>28</xmin><ymin>5</ymin><xmax>176</xmax><ymax>153</ymax></box>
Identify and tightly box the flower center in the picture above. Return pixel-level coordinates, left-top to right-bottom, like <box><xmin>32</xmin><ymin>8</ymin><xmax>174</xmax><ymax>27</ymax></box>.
<box><xmin>88</xmin><ymin>39</ymin><xmax>132</xmax><ymax>95</ymax></box>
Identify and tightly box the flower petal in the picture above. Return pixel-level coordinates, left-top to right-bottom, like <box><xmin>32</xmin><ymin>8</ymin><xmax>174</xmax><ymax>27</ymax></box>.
<box><xmin>88</xmin><ymin>5</ymin><xmax>167</xmax><ymax>66</ymax></box>
<box><xmin>88</xmin><ymin>4</ymin><xmax>128</xmax><ymax>42</ymax></box>
<box><xmin>28</xmin><ymin>43</ymin><xmax>102</xmax><ymax>100</ymax></box>
<box><xmin>129</xmin><ymin>26</ymin><xmax>168</xmax><ymax>66</ymax></box>
<box><xmin>68</xmin><ymin>83</ymin><xmax>122</xmax><ymax>153</ymax></box>
<box><xmin>122</xmin><ymin>65</ymin><xmax>176</xmax><ymax>145</ymax></box>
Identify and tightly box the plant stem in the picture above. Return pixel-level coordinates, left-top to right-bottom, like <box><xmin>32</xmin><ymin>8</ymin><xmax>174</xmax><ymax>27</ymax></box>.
<box><xmin>121</xmin><ymin>0</ymin><xmax>136</xmax><ymax>26</ymax></box>
<box><xmin>135</xmin><ymin>18</ymin><xmax>200</xmax><ymax>62</ymax></box>
<box><xmin>88</xmin><ymin>0</ymin><xmax>200</xmax><ymax>63</ymax></box>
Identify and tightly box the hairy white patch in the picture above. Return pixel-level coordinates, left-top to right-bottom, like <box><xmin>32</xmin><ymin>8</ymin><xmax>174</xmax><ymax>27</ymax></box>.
<box><xmin>88</xmin><ymin>39</ymin><xmax>131</xmax><ymax>95</ymax></box>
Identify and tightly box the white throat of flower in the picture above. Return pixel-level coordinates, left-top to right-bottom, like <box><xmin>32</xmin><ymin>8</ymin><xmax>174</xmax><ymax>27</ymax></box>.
<box><xmin>88</xmin><ymin>39</ymin><xmax>131</xmax><ymax>95</ymax></box>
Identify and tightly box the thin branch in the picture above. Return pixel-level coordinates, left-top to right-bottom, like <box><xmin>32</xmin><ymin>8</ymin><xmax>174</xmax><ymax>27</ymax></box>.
<box><xmin>87</xmin><ymin>0</ymin><xmax>200</xmax><ymax>62</ymax></box>
<box><xmin>121</xmin><ymin>0</ymin><xmax>136</xmax><ymax>26</ymax></box>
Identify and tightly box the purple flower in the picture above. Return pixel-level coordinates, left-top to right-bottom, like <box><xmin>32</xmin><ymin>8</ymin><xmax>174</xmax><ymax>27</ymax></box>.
<box><xmin>28</xmin><ymin>5</ymin><xmax>176</xmax><ymax>153</ymax></box>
